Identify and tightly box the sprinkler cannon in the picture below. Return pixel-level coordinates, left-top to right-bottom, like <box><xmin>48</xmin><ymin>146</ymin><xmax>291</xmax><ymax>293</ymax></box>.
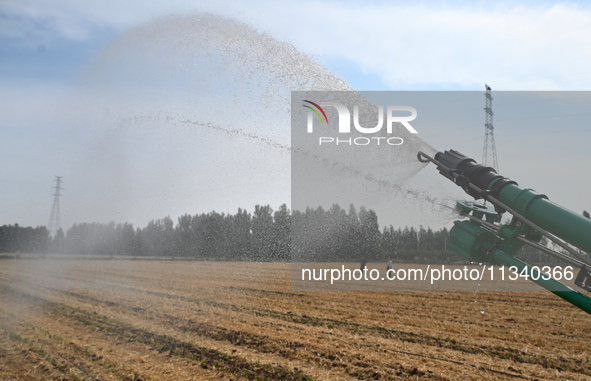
<box><xmin>417</xmin><ymin>149</ymin><xmax>591</xmax><ymax>315</ymax></box>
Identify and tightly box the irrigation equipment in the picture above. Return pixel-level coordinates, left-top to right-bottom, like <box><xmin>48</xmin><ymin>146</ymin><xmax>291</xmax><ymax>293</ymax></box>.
<box><xmin>418</xmin><ymin>149</ymin><xmax>591</xmax><ymax>315</ymax></box>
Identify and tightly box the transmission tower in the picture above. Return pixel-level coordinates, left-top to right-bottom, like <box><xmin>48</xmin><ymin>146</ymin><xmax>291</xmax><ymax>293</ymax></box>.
<box><xmin>482</xmin><ymin>84</ymin><xmax>499</xmax><ymax>171</ymax></box>
<box><xmin>48</xmin><ymin>176</ymin><xmax>63</xmax><ymax>237</ymax></box>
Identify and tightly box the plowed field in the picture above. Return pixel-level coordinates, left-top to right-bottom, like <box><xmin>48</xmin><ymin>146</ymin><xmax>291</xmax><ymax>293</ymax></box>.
<box><xmin>1</xmin><ymin>258</ymin><xmax>590</xmax><ymax>380</ymax></box>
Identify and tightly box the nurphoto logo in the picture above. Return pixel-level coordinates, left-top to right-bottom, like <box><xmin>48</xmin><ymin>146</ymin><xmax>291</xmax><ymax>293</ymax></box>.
<box><xmin>303</xmin><ymin>100</ymin><xmax>418</xmax><ymax>146</ymax></box>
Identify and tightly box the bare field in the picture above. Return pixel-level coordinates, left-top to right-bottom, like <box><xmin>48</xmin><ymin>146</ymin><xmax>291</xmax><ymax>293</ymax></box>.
<box><xmin>1</xmin><ymin>259</ymin><xmax>590</xmax><ymax>380</ymax></box>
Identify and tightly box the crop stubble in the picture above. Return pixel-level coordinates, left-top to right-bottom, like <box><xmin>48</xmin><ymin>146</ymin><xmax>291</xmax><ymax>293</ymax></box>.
<box><xmin>0</xmin><ymin>259</ymin><xmax>590</xmax><ymax>380</ymax></box>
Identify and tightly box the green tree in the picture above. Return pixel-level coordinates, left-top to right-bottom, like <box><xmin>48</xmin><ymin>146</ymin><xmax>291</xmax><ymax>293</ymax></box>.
<box><xmin>252</xmin><ymin>205</ymin><xmax>274</xmax><ymax>260</ymax></box>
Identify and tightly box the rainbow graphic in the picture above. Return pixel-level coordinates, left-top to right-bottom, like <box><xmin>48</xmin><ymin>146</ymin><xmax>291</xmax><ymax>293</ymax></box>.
<box><xmin>302</xmin><ymin>100</ymin><xmax>328</xmax><ymax>124</ymax></box>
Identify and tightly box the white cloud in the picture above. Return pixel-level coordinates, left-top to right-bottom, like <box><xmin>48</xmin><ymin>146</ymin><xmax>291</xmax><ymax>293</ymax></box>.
<box><xmin>252</xmin><ymin>2</ymin><xmax>591</xmax><ymax>90</ymax></box>
<box><xmin>4</xmin><ymin>1</ymin><xmax>591</xmax><ymax>89</ymax></box>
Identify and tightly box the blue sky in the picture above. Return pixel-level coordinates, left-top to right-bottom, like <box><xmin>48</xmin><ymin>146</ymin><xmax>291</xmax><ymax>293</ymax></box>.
<box><xmin>5</xmin><ymin>1</ymin><xmax>591</xmax><ymax>89</ymax></box>
<box><xmin>2</xmin><ymin>0</ymin><xmax>591</xmax><ymax>230</ymax></box>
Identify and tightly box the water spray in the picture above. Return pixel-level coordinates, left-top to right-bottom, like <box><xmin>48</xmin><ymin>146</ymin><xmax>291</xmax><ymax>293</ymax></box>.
<box><xmin>418</xmin><ymin>149</ymin><xmax>591</xmax><ymax>315</ymax></box>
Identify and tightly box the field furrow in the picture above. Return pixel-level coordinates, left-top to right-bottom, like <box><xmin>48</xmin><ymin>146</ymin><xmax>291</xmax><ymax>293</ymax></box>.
<box><xmin>1</xmin><ymin>259</ymin><xmax>590</xmax><ymax>380</ymax></box>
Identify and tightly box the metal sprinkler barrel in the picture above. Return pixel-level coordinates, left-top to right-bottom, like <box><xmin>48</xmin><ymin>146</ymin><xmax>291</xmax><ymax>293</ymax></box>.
<box><xmin>418</xmin><ymin>149</ymin><xmax>591</xmax><ymax>315</ymax></box>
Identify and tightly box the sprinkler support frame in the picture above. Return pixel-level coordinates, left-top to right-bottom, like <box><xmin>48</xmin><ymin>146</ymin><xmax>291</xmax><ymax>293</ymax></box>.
<box><xmin>418</xmin><ymin>149</ymin><xmax>591</xmax><ymax>315</ymax></box>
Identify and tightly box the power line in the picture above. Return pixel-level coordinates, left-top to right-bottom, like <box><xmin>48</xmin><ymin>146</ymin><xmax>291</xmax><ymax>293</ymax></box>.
<box><xmin>48</xmin><ymin>176</ymin><xmax>63</xmax><ymax>237</ymax></box>
<box><xmin>482</xmin><ymin>84</ymin><xmax>499</xmax><ymax>171</ymax></box>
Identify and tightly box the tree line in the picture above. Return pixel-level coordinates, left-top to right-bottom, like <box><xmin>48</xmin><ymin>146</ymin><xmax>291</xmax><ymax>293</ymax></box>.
<box><xmin>0</xmin><ymin>203</ymin><xmax>555</xmax><ymax>264</ymax></box>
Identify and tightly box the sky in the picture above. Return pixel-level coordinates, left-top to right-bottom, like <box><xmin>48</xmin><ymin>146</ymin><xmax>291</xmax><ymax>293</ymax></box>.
<box><xmin>2</xmin><ymin>0</ymin><xmax>591</xmax><ymax>231</ymax></box>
